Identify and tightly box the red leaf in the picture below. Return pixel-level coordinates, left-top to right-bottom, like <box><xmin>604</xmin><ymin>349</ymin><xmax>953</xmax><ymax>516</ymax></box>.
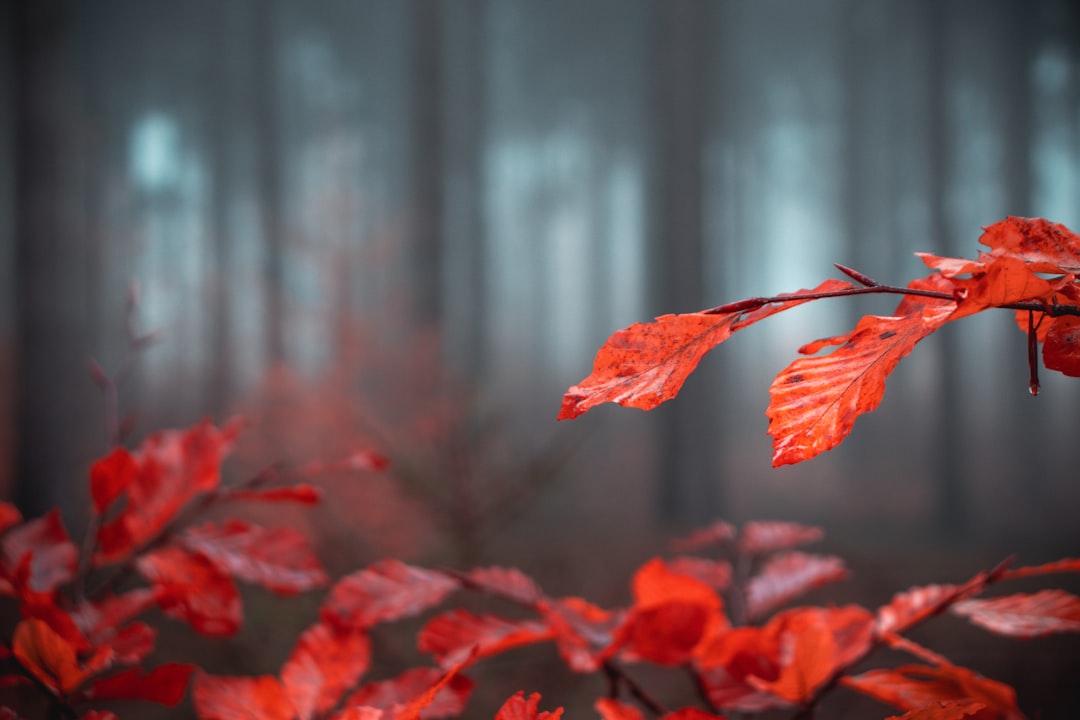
<box><xmin>1043</xmin><ymin>316</ymin><xmax>1080</xmax><ymax>377</ymax></box>
<box><xmin>220</xmin><ymin>484</ymin><xmax>322</xmax><ymax>504</ymax></box>
<box><xmin>96</xmin><ymin>419</ymin><xmax>241</xmax><ymax>563</ymax></box>
<box><xmin>951</xmin><ymin>590</ymin><xmax>1080</xmax><ymax>638</ymax></box>
<box><xmin>70</xmin><ymin>588</ymin><xmax>160</xmax><ymax>653</ymax></box>
<box><xmin>89</xmin><ymin>448</ymin><xmax>138</xmax><ymax>514</ymax></box>
<box><xmin>78</xmin><ymin>713</ymin><xmax>120</xmax><ymax>720</ymax></box>
<box><xmin>665</xmin><ymin>557</ymin><xmax>732</xmax><ymax>592</ymax></box>
<box><xmin>494</xmin><ymin>691</ymin><xmax>563</xmax><ymax>720</ymax></box>
<box><xmin>559</xmin><ymin>279</ymin><xmax>854</xmax><ymax>420</ymax></box>
<box><xmin>1003</xmin><ymin>557</ymin><xmax>1080</xmax><ymax>579</ymax></box>
<box><xmin>280</xmin><ymin>621</ymin><xmax>371</xmax><ymax>720</ymax></box>
<box><xmin>842</xmin><ymin>665</ymin><xmax>1022</xmax><ymax>719</ymax></box>
<box><xmin>322</xmin><ymin>560</ymin><xmax>458</xmax><ymax>630</ymax></box>
<box><xmin>976</xmin><ymin>216</ymin><xmax>1080</xmax><ymax>274</ymax></box>
<box><xmin>180</xmin><ymin>520</ymin><xmax>328</xmax><ymax>595</ymax></box>
<box><xmin>669</xmin><ymin>521</ymin><xmax>736</xmax><ymax>553</ymax></box>
<box><xmin>12</xmin><ymin>619</ymin><xmax>112</xmax><ymax>695</ymax></box>
<box><xmin>342</xmin><ymin>667</ymin><xmax>474</xmax><ymax>719</ymax></box>
<box><xmin>748</xmin><ymin>606</ymin><xmax>873</xmax><ymax>705</ymax></box>
<box><xmin>192</xmin><ymin>673</ymin><xmax>294</xmax><ymax>720</ymax></box>
<box><xmin>464</xmin><ymin>566</ymin><xmax>541</xmax><ymax>606</ymax></box>
<box><xmin>767</xmin><ymin>285</ymin><xmax>955</xmax><ymax>465</ymax></box>
<box><xmin>333</xmin><ymin>656</ymin><xmax>473</xmax><ymax>720</ymax></box>
<box><xmin>886</xmin><ymin>701</ymin><xmax>991</xmax><ymax>720</ymax></box>
<box><xmin>694</xmin><ymin>627</ymin><xmax>787</xmax><ymax>712</ymax></box>
<box><xmin>84</xmin><ymin>663</ymin><xmax>194</xmax><ymax>706</ymax></box>
<box><xmin>745</xmin><ymin>552</ymin><xmax>847</xmax><ymax>621</ymax></box>
<box><xmin>876</xmin><ymin>584</ymin><xmax>960</xmax><ymax>636</ymax></box>
<box><xmin>0</xmin><ymin>503</ymin><xmax>22</xmax><ymax>534</ymax></box>
<box><xmin>418</xmin><ymin>610</ymin><xmax>553</xmax><ymax>667</ymax></box>
<box><xmin>619</xmin><ymin>558</ymin><xmax>726</xmax><ymax>666</ymax></box>
<box><xmin>136</xmin><ymin>546</ymin><xmax>242</xmax><ymax>636</ymax></box>
<box><xmin>538</xmin><ymin>596</ymin><xmax>624</xmax><ymax>673</ymax></box>
<box><xmin>1</xmin><ymin>509</ymin><xmax>77</xmax><ymax>592</ymax></box>
<box><xmin>738</xmin><ymin>521</ymin><xmax>822</xmax><ymax>555</ymax></box>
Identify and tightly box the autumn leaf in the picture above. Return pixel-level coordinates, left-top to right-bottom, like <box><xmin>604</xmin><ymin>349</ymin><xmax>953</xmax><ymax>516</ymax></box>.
<box><xmin>559</xmin><ymin>280</ymin><xmax>854</xmax><ymax>420</ymax></box>
<box><xmin>331</xmin><ymin>655</ymin><xmax>474</xmax><ymax>720</ymax></box>
<box><xmin>1002</xmin><ymin>557</ymin><xmax>1080</xmax><ymax>579</ymax></box>
<box><xmin>341</xmin><ymin>667</ymin><xmax>474</xmax><ymax>719</ymax></box>
<box><xmin>1</xmin><ymin>509</ymin><xmax>77</xmax><ymax>593</ymax></box>
<box><xmin>0</xmin><ymin>503</ymin><xmax>21</xmax><ymax>534</ymax></box>
<box><xmin>886</xmin><ymin>701</ymin><xmax>991</xmax><ymax>720</ymax></box>
<box><xmin>618</xmin><ymin>558</ymin><xmax>726</xmax><ymax>666</ymax></box>
<box><xmin>842</xmin><ymin>664</ymin><xmax>1023</xmax><ymax>719</ymax></box>
<box><xmin>744</xmin><ymin>552</ymin><xmax>847</xmax><ymax>621</ymax></box>
<box><xmin>192</xmin><ymin>673</ymin><xmax>294</xmax><ymax>720</ymax></box>
<box><xmin>595</xmin><ymin>698</ymin><xmax>644</xmax><ymax>720</ymax></box>
<box><xmin>1043</xmin><ymin>316</ymin><xmax>1080</xmax><ymax>376</ymax></box>
<box><xmin>951</xmin><ymin>590</ymin><xmax>1080</xmax><ymax>638</ymax></box>
<box><xmin>464</xmin><ymin>566</ymin><xmax>542</xmax><ymax>606</ymax></box>
<box><xmin>136</xmin><ymin>546</ymin><xmax>242</xmax><ymax>636</ymax></box>
<box><xmin>417</xmin><ymin>610</ymin><xmax>552</xmax><ymax>667</ymax></box>
<box><xmin>89</xmin><ymin>448</ymin><xmax>138</xmax><ymax>514</ymax></box>
<box><xmin>767</xmin><ymin>285</ymin><xmax>955</xmax><ymax>466</ymax></box>
<box><xmin>97</xmin><ymin>420</ymin><xmax>241</xmax><ymax>562</ymax></box>
<box><xmin>218</xmin><ymin>484</ymin><xmax>322</xmax><ymax>504</ymax></box>
<box><xmin>12</xmin><ymin>619</ymin><xmax>112</xmax><ymax>695</ymax></box>
<box><xmin>976</xmin><ymin>216</ymin><xmax>1080</xmax><ymax>274</ymax></box>
<box><xmin>494</xmin><ymin>691</ymin><xmax>563</xmax><ymax>720</ymax></box>
<box><xmin>83</xmin><ymin>663</ymin><xmax>194</xmax><ymax>706</ymax></box>
<box><xmin>737</xmin><ymin>521</ymin><xmax>822</xmax><ymax>555</ymax></box>
<box><xmin>665</xmin><ymin>557</ymin><xmax>732</xmax><ymax>592</ymax></box>
<box><xmin>179</xmin><ymin>520</ymin><xmax>328</xmax><ymax>595</ymax></box>
<box><xmin>279</xmin><ymin>621</ymin><xmax>371</xmax><ymax>720</ymax></box>
<box><xmin>538</xmin><ymin>596</ymin><xmax>624</xmax><ymax>673</ymax></box>
<box><xmin>322</xmin><ymin>559</ymin><xmax>458</xmax><ymax>631</ymax></box>
<box><xmin>669</xmin><ymin>521</ymin><xmax>736</xmax><ymax>554</ymax></box>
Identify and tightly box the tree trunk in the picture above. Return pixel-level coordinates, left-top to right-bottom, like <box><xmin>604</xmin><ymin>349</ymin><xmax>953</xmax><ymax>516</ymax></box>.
<box><xmin>647</xmin><ymin>0</ymin><xmax>718</xmax><ymax>525</ymax></box>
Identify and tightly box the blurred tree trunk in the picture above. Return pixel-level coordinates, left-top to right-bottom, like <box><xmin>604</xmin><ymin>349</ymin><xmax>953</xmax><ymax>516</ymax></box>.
<box><xmin>12</xmin><ymin>0</ymin><xmax>93</xmax><ymax>517</ymax></box>
<box><xmin>925</xmin><ymin>0</ymin><xmax>965</xmax><ymax>537</ymax></box>
<box><xmin>408</xmin><ymin>0</ymin><xmax>444</xmax><ymax>329</ymax></box>
<box><xmin>441</xmin><ymin>0</ymin><xmax>488</xmax><ymax>380</ymax></box>
<box><xmin>253</xmin><ymin>0</ymin><xmax>285</xmax><ymax>365</ymax></box>
<box><xmin>647</xmin><ymin>0</ymin><xmax>719</xmax><ymax>525</ymax></box>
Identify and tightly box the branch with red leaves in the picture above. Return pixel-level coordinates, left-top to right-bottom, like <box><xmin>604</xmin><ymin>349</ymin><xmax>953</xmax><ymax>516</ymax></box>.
<box><xmin>559</xmin><ymin>217</ymin><xmax>1080</xmax><ymax>466</ymax></box>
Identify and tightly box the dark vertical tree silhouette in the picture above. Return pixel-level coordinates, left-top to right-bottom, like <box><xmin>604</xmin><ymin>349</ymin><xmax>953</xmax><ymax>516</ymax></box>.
<box><xmin>11</xmin><ymin>0</ymin><xmax>93</xmax><ymax>517</ymax></box>
<box><xmin>647</xmin><ymin>0</ymin><xmax>717</xmax><ymax>524</ymax></box>
<box><xmin>408</xmin><ymin>0</ymin><xmax>444</xmax><ymax>329</ymax></box>
<box><xmin>252</xmin><ymin>0</ymin><xmax>285</xmax><ymax>365</ymax></box>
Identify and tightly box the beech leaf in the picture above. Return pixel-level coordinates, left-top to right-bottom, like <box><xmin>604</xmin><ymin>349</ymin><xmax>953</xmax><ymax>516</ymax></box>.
<box><xmin>494</xmin><ymin>691</ymin><xmax>563</xmax><ymax>720</ymax></box>
<box><xmin>342</xmin><ymin>667</ymin><xmax>474</xmax><ymax>719</ymax></box>
<box><xmin>418</xmin><ymin>610</ymin><xmax>553</xmax><ymax>667</ymax></box>
<box><xmin>738</xmin><ymin>520</ymin><xmax>823</xmax><ymax>555</ymax></box>
<box><xmin>745</xmin><ymin>552</ymin><xmax>847</xmax><ymax>621</ymax></box>
<box><xmin>136</xmin><ymin>546</ymin><xmax>242</xmax><ymax>636</ymax></box>
<box><xmin>180</xmin><ymin>520</ymin><xmax>328</xmax><ymax>595</ymax></box>
<box><xmin>951</xmin><ymin>590</ymin><xmax>1080</xmax><ymax>638</ymax></box>
<box><xmin>322</xmin><ymin>559</ymin><xmax>458</xmax><ymax>630</ymax></box>
<box><xmin>280</xmin><ymin>621</ymin><xmax>371</xmax><ymax>720</ymax></box>
<box><xmin>84</xmin><ymin>663</ymin><xmax>194</xmax><ymax>707</ymax></box>
<box><xmin>559</xmin><ymin>280</ymin><xmax>853</xmax><ymax>420</ymax></box>
<box><xmin>192</xmin><ymin>673</ymin><xmax>294</xmax><ymax>720</ymax></box>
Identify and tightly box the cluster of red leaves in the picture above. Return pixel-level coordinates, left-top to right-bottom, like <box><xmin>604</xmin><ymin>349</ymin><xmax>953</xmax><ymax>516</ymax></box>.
<box><xmin>4</xmin><ymin>440</ymin><xmax>1078</xmax><ymax>720</ymax></box>
<box><xmin>559</xmin><ymin>217</ymin><xmax>1080</xmax><ymax>466</ymax></box>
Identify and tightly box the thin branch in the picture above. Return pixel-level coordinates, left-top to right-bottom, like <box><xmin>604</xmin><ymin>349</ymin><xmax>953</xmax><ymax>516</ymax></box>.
<box><xmin>603</xmin><ymin>660</ymin><xmax>669</xmax><ymax>717</ymax></box>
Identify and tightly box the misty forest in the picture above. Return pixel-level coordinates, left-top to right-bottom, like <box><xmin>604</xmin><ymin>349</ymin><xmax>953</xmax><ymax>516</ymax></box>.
<box><xmin>2</xmin><ymin>1</ymin><xmax>1080</xmax><ymax>718</ymax></box>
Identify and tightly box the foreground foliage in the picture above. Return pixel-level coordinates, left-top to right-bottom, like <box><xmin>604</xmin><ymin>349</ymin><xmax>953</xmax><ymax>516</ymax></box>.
<box><xmin>0</xmin><ymin>420</ymin><xmax>1077</xmax><ymax>719</ymax></box>
<box><xmin>3</xmin><ymin>216</ymin><xmax>1079</xmax><ymax>718</ymax></box>
<box><xmin>560</xmin><ymin>217</ymin><xmax>1080</xmax><ymax>466</ymax></box>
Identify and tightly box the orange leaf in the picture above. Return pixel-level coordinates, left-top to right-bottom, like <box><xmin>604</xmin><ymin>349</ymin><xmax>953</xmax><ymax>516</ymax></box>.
<box><xmin>322</xmin><ymin>560</ymin><xmax>458</xmax><ymax>631</ymax></box>
<box><xmin>136</xmin><ymin>546</ymin><xmax>241</xmax><ymax>636</ymax></box>
<box><xmin>180</xmin><ymin>520</ymin><xmax>328</xmax><ymax>595</ymax></box>
<box><xmin>977</xmin><ymin>216</ymin><xmax>1080</xmax><ymax>274</ymax></box>
<box><xmin>738</xmin><ymin>521</ymin><xmax>823</xmax><ymax>555</ymax></box>
<box><xmin>84</xmin><ymin>663</ymin><xmax>194</xmax><ymax>706</ymax></box>
<box><xmin>192</xmin><ymin>673</ymin><xmax>294</xmax><ymax>720</ymax></box>
<box><xmin>744</xmin><ymin>552</ymin><xmax>847</xmax><ymax>621</ymax></box>
<box><xmin>12</xmin><ymin>619</ymin><xmax>110</xmax><ymax>695</ymax></box>
<box><xmin>767</xmin><ymin>287</ymin><xmax>955</xmax><ymax>466</ymax></box>
<box><xmin>559</xmin><ymin>280</ymin><xmax>853</xmax><ymax>420</ymax></box>
<box><xmin>951</xmin><ymin>590</ymin><xmax>1080</xmax><ymax>638</ymax></box>
<box><xmin>1043</xmin><ymin>316</ymin><xmax>1080</xmax><ymax>377</ymax></box>
<box><xmin>418</xmin><ymin>610</ymin><xmax>553</xmax><ymax>667</ymax></box>
<box><xmin>341</xmin><ymin>666</ymin><xmax>474</xmax><ymax>719</ymax></box>
<box><xmin>494</xmin><ymin>691</ymin><xmax>563</xmax><ymax>720</ymax></box>
<box><xmin>842</xmin><ymin>664</ymin><xmax>1023</xmax><ymax>719</ymax></box>
<box><xmin>280</xmin><ymin>621</ymin><xmax>371</xmax><ymax>720</ymax></box>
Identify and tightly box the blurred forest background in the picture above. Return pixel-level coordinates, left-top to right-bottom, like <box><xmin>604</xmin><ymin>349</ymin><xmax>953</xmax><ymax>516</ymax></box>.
<box><xmin>3</xmin><ymin>0</ymin><xmax>1080</xmax><ymax>716</ymax></box>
